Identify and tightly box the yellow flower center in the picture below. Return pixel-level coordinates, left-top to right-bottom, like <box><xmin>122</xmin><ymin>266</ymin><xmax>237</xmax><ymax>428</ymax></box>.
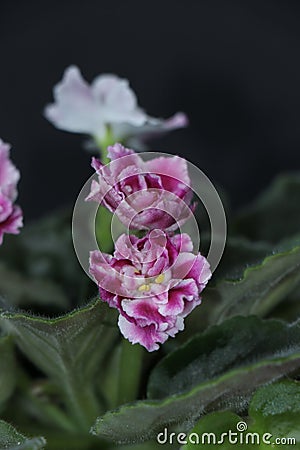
<box><xmin>138</xmin><ymin>273</ymin><xmax>165</xmax><ymax>293</ymax></box>
<box><xmin>138</xmin><ymin>284</ymin><xmax>150</xmax><ymax>292</ymax></box>
<box><xmin>155</xmin><ymin>274</ymin><xmax>165</xmax><ymax>284</ymax></box>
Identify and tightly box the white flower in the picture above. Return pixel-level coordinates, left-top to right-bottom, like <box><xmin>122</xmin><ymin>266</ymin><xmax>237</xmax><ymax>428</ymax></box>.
<box><xmin>44</xmin><ymin>66</ymin><xmax>188</xmax><ymax>144</ymax></box>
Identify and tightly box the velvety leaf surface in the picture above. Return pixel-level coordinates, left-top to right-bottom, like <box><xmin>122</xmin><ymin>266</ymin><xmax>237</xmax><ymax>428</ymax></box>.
<box><xmin>249</xmin><ymin>380</ymin><xmax>300</xmax><ymax>442</ymax></box>
<box><xmin>148</xmin><ymin>316</ymin><xmax>300</xmax><ymax>398</ymax></box>
<box><xmin>0</xmin><ymin>335</ymin><xmax>16</xmax><ymax>411</ymax></box>
<box><xmin>0</xmin><ymin>420</ymin><xmax>46</xmax><ymax>450</ymax></box>
<box><xmin>234</xmin><ymin>173</ymin><xmax>300</xmax><ymax>243</ymax></box>
<box><xmin>92</xmin><ymin>317</ymin><xmax>300</xmax><ymax>444</ymax></box>
<box><xmin>0</xmin><ymin>299</ymin><xmax>118</xmax><ymax>429</ymax></box>
<box><xmin>182</xmin><ymin>411</ymin><xmax>244</xmax><ymax>449</ymax></box>
<box><xmin>0</xmin><ymin>299</ymin><xmax>115</xmax><ymax>382</ymax></box>
<box><xmin>172</xmin><ymin>238</ymin><xmax>300</xmax><ymax>343</ymax></box>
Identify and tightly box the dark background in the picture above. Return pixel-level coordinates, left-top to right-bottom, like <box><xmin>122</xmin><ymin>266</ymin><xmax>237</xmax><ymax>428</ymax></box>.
<box><xmin>1</xmin><ymin>0</ymin><xmax>300</xmax><ymax>221</ymax></box>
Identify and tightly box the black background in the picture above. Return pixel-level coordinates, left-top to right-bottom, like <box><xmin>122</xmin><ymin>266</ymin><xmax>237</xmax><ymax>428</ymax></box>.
<box><xmin>1</xmin><ymin>0</ymin><xmax>300</xmax><ymax>221</ymax></box>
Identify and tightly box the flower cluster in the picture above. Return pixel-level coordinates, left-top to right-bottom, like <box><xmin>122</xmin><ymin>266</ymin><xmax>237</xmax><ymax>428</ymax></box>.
<box><xmin>0</xmin><ymin>140</ymin><xmax>23</xmax><ymax>245</ymax></box>
<box><xmin>44</xmin><ymin>66</ymin><xmax>188</xmax><ymax>149</ymax></box>
<box><xmin>88</xmin><ymin>144</ymin><xmax>211</xmax><ymax>351</ymax></box>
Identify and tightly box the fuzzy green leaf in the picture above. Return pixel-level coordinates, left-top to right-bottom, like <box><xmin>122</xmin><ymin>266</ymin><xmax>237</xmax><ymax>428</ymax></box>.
<box><xmin>204</xmin><ymin>240</ymin><xmax>300</xmax><ymax>324</ymax></box>
<box><xmin>0</xmin><ymin>299</ymin><xmax>118</xmax><ymax>429</ymax></box>
<box><xmin>148</xmin><ymin>316</ymin><xmax>300</xmax><ymax>399</ymax></box>
<box><xmin>249</xmin><ymin>380</ymin><xmax>300</xmax><ymax>442</ymax></box>
<box><xmin>182</xmin><ymin>411</ymin><xmax>243</xmax><ymax>449</ymax></box>
<box><xmin>92</xmin><ymin>317</ymin><xmax>300</xmax><ymax>444</ymax></box>
<box><xmin>0</xmin><ymin>420</ymin><xmax>46</xmax><ymax>450</ymax></box>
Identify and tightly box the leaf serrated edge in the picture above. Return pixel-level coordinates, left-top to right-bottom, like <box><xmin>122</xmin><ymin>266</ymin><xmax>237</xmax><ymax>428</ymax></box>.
<box><xmin>215</xmin><ymin>244</ymin><xmax>300</xmax><ymax>285</ymax></box>
<box><xmin>91</xmin><ymin>351</ymin><xmax>300</xmax><ymax>443</ymax></box>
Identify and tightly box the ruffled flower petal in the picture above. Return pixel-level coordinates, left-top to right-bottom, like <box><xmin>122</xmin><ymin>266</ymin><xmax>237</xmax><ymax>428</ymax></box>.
<box><xmin>0</xmin><ymin>139</ymin><xmax>20</xmax><ymax>200</ymax></box>
<box><xmin>0</xmin><ymin>140</ymin><xmax>23</xmax><ymax>245</ymax></box>
<box><xmin>45</xmin><ymin>66</ymin><xmax>105</xmax><ymax>137</ymax></box>
<box><xmin>112</xmin><ymin>112</ymin><xmax>189</xmax><ymax>145</ymax></box>
<box><xmin>90</xmin><ymin>230</ymin><xmax>211</xmax><ymax>351</ymax></box>
<box><xmin>87</xmin><ymin>143</ymin><xmax>194</xmax><ymax>231</ymax></box>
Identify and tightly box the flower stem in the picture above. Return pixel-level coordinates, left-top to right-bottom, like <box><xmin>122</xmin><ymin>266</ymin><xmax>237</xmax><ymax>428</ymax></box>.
<box><xmin>94</xmin><ymin>125</ymin><xmax>117</xmax><ymax>164</ymax></box>
<box><xmin>117</xmin><ymin>339</ymin><xmax>144</xmax><ymax>405</ymax></box>
<box><xmin>95</xmin><ymin>206</ymin><xmax>114</xmax><ymax>253</ymax></box>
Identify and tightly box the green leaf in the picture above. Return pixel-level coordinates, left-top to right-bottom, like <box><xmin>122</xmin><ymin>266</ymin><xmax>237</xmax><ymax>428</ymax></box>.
<box><xmin>0</xmin><ymin>263</ymin><xmax>68</xmax><ymax>309</ymax></box>
<box><xmin>181</xmin><ymin>411</ymin><xmax>244</xmax><ymax>449</ymax></box>
<box><xmin>120</xmin><ymin>442</ymin><xmax>175</xmax><ymax>450</ymax></box>
<box><xmin>271</xmin><ymin>289</ymin><xmax>300</xmax><ymax>322</ymax></box>
<box><xmin>0</xmin><ymin>299</ymin><xmax>118</xmax><ymax>430</ymax></box>
<box><xmin>234</xmin><ymin>173</ymin><xmax>300</xmax><ymax>243</ymax></box>
<box><xmin>203</xmin><ymin>240</ymin><xmax>300</xmax><ymax>324</ymax></box>
<box><xmin>250</xmin><ymin>380</ymin><xmax>300</xmax><ymax>442</ymax></box>
<box><xmin>0</xmin><ymin>335</ymin><xmax>16</xmax><ymax>411</ymax></box>
<box><xmin>148</xmin><ymin>316</ymin><xmax>300</xmax><ymax>399</ymax></box>
<box><xmin>92</xmin><ymin>316</ymin><xmax>300</xmax><ymax>444</ymax></box>
<box><xmin>0</xmin><ymin>420</ymin><xmax>46</xmax><ymax>450</ymax></box>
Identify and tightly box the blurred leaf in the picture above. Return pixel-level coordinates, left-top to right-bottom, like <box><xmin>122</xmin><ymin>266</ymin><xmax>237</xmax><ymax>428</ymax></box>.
<box><xmin>0</xmin><ymin>209</ymin><xmax>93</xmax><ymax>306</ymax></box>
<box><xmin>0</xmin><ymin>263</ymin><xmax>68</xmax><ymax>309</ymax></box>
<box><xmin>234</xmin><ymin>173</ymin><xmax>300</xmax><ymax>243</ymax></box>
<box><xmin>28</xmin><ymin>428</ymin><xmax>108</xmax><ymax>450</ymax></box>
<box><xmin>0</xmin><ymin>420</ymin><xmax>46</xmax><ymax>450</ymax></box>
<box><xmin>99</xmin><ymin>343</ymin><xmax>122</xmax><ymax>409</ymax></box>
<box><xmin>204</xmin><ymin>239</ymin><xmax>300</xmax><ymax>324</ymax></box>
<box><xmin>0</xmin><ymin>335</ymin><xmax>16</xmax><ymax>411</ymax></box>
<box><xmin>0</xmin><ymin>299</ymin><xmax>118</xmax><ymax>430</ymax></box>
<box><xmin>92</xmin><ymin>316</ymin><xmax>300</xmax><ymax>444</ymax></box>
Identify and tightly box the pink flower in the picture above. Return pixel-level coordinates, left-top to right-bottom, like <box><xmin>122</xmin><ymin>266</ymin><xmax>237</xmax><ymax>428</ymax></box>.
<box><xmin>0</xmin><ymin>140</ymin><xmax>23</xmax><ymax>245</ymax></box>
<box><xmin>44</xmin><ymin>66</ymin><xmax>188</xmax><ymax>144</ymax></box>
<box><xmin>90</xmin><ymin>230</ymin><xmax>211</xmax><ymax>351</ymax></box>
<box><xmin>86</xmin><ymin>143</ymin><xmax>194</xmax><ymax>231</ymax></box>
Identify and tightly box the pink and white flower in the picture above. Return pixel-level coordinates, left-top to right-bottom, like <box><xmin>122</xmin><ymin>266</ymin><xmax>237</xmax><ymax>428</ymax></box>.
<box><xmin>0</xmin><ymin>140</ymin><xmax>23</xmax><ymax>245</ymax></box>
<box><xmin>90</xmin><ymin>230</ymin><xmax>211</xmax><ymax>351</ymax></box>
<box><xmin>86</xmin><ymin>143</ymin><xmax>194</xmax><ymax>231</ymax></box>
<box><xmin>44</xmin><ymin>66</ymin><xmax>188</xmax><ymax>144</ymax></box>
